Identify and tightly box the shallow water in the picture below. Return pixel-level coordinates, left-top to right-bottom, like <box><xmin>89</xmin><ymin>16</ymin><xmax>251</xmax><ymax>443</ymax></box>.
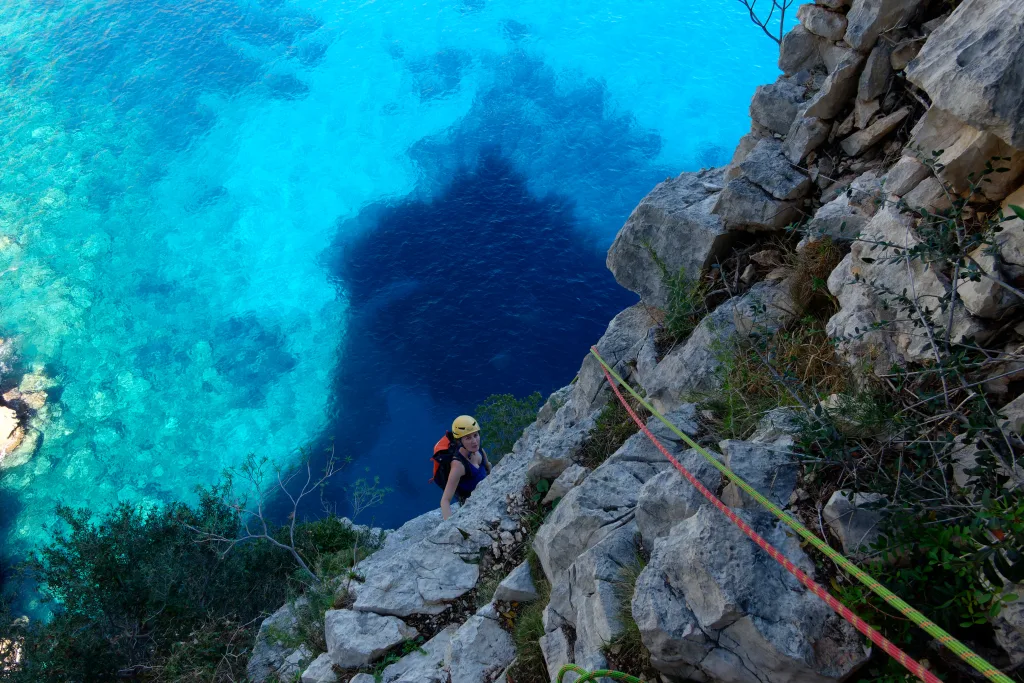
<box><xmin>0</xmin><ymin>0</ymin><xmax>788</xmax><ymax>563</ymax></box>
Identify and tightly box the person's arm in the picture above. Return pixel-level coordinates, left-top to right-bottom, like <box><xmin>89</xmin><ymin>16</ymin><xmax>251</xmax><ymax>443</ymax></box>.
<box><xmin>482</xmin><ymin>450</ymin><xmax>491</xmax><ymax>475</ymax></box>
<box><xmin>441</xmin><ymin>460</ymin><xmax>465</xmax><ymax>520</ymax></box>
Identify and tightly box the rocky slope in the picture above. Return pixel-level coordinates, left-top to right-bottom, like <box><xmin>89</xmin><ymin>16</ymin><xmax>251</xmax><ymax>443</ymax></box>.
<box><xmin>250</xmin><ymin>0</ymin><xmax>1024</xmax><ymax>680</ymax></box>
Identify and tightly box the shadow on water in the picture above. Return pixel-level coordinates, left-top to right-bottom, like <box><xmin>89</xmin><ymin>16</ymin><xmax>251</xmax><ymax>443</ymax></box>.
<box><xmin>269</xmin><ymin>151</ymin><xmax>635</xmax><ymax>528</ymax></box>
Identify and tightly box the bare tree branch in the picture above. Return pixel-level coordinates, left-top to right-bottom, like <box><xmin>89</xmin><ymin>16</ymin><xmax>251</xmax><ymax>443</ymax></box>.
<box><xmin>736</xmin><ymin>0</ymin><xmax>794</xmax><ymax>44</ymax></box>
<box><xmin>186</xmin><ymin>446</ymin><xmax>342</xmax><ymax>585</ymax></box>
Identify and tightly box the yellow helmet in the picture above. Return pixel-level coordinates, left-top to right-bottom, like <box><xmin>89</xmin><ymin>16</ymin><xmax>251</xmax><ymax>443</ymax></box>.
<box><xmin>452</xmin><ymin>415</ymin><xmax>480</xmax><ymax>439</ymax></box>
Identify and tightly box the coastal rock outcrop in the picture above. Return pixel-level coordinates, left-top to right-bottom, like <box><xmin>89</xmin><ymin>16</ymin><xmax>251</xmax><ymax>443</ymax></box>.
<box><xmin>250</xmin><ymin>0</ymin><xmax>1024</xmax><ymax>679</ymax></box>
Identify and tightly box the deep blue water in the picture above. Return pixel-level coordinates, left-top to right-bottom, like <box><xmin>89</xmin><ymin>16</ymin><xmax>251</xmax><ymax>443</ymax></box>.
<box><xmin>0</xmin><ymin>0</ymin><xmax>788</xmax><ymax>564</ymax></box>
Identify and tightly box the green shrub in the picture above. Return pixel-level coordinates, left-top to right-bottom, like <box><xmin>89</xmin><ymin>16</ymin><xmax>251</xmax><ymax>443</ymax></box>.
<box><xmin>696</xmin><ymin>160</ymin><xmax>1024</xmax><ymax>678</ymax></box>
<box><xmin>505</xmin><ymin>578</ymin><xmax>550</xmax><ymax>683</ymax></box>
<box><xmin>578</xmin><ymin>389</ymin><xmax>650</xmax><ymax>469</ymax></box>
<box><xmin>701</xmin><ymin>316</ymin><xmax>850</xmax><ymax>439</ymax></box>
<box><xmin>0</xmin><ymin>484</ymin><xmax>380</xmax><ymax>683</ymax></box>
<box><xmin>662</xmin><ymin>267</ymin><xmax>709</xmax><ymax>346</ymax></box>
<box><xmin>475</xmin><ymin>392</ymin><xmax>544</xmax><ymax>459</ymax></box>
<box><xmin>605</xmin><ymin>536</ymin><xmax>652</xmax><ymax>677</ymax></box>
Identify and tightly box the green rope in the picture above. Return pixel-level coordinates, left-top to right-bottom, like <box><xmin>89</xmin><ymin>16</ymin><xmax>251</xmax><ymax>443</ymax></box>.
<box><xmin>556</xmin><ymin>664</ymin><xmax>644</xmax><ymax>683</ymax></box>
<box><xmin>589</xmin><ymin>347</ymin><xmax>1013</xmax><ymax>683</ymax></box>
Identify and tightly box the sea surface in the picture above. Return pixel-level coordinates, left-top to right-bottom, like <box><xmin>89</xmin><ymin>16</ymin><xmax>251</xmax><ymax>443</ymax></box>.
<box><xmin>0</xmin><ymin>0</ymin><xmax>788</xmax><ymax>567</ymax></box>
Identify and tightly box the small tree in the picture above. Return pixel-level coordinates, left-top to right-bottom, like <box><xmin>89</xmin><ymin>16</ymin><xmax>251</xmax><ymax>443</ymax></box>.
<box><xmin>475</xmin><ymin>392</ymin><xmax>544</xmax><ymax>459</ymax></box>
<box><xmin>188</xmin><ymin>447</ymin><xmax>346</xmax><ymax>585</ymax></box>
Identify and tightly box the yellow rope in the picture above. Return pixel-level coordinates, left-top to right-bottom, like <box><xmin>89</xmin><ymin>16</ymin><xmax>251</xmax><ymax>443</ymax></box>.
<box><xmin>589</xmin><ymin>347</ymin><xmax>1012</xmax><ymax>683</ymax></box>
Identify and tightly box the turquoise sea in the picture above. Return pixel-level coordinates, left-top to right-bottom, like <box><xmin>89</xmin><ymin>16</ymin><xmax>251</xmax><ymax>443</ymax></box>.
<box><xmin>0</xmin><ymin>0</ymin><xmax>787</xmax><ymax>567</ymax></box>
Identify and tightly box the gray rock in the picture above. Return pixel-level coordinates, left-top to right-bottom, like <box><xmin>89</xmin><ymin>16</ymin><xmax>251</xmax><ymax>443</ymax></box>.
<box><xmin>805</xmin><ymin>194</ymin><xmax>870</xmax><ymax>241</ymax></box>
<box><xmin>798</xmin><ymin>4</ymin><xmax>848</xmax><ymax>39</ymax></box>
<box><xmin>494</xmin><ymin>561</ymin><xmax>540</xmax><ymax>603</ymax></box>
<box><xmin>637</xmin><ymin>506</ymin><xmax>870</xmax><ymax>681</ymax></box>
<box><xmin>379</xmin><ymin>625</ymin><xmax>457</xmax><ymax>683</ymax></box>
<box><xmin>844</xmin><ymin>0</ymin><xmax>924</xmax><ymax>52</ymax></box>
<box><xmin>832</xmin><ymin>206</ymin><xmax>987</xmax><ymax>364</ymax></box>
<box><xmin>816</xmin><ymin>0</ymin><xmax>850</xmax><ymax>8</ymax></box>
<box><xmin>725</xmin><ymin>133</ymin><xmax>764</xmax><ymax>180</ymax></box>
<box><xmin>543</xmin><ymin>578</ymin><xmax>572</xmax><ymax>633</ymax></box>
<box><xmin>540</xmin><ymin>628</ymin><xmax>576</xmax><ymax>683</ymax></box>
<box><xmin>826</xmin><ymin>253</ymin><xmax>903</xmax><ymax>374</ymax></box>
<box><xmin>854</xmin><ymin>97</ymin><xmax>881</xmax><ymax>129</ymax></box>
<box><xmin>840</xmin><ymin>106</ymin><xmax>911</xmax><ymax>156</ymax></box>
<box><xmin>811</xmin><ymin>171</ymin><xmax>884</xmax><ymax>235</ymax></box>
<box><xmin>280</xmin><ymin>645</ymin><xmax>314</xmax><ymax>680</ymax></box>
<box><xmin>823</xmin><ymin>491</ymin><xmax>888</xmax><ymax>556</ymax></box>
<box><xmin>632</xmin><ymin>559</ymin><xmax>713</xmax><ymax>677</ymax></box>
<box><xmin>719</xmin><ymin>439</ymin><xmax>798</xmax><ymax>511</ymax></box>
<box><xmin>958</xmin><ymin>247</ymin><xmax>1012</xmax><ymax>319</ymax></box>
<box><xmin>350</xmin><ymin>675</ymin><xmax>376</xmax><ymax>683</ymax></box>
<box><xmin>533</xmin><ymin>407</ymin><xmax>697</xmax><ymax>583</ymax></box>
<box><xmin>446</xmin><ymin>611</ymin><xmax>516</xmax><ymax>683</ymax></box>
<box><xmin>527</xmin><ymin>451</ymin><xmax>575</xmax><ymax>484</ymax></box>
<box><xmin>820</xmin><ymin>41</ymin><xmax>861</xmax><ymax>74</ymax></box>
<box><xmin>751</xmin><ymin>410</ymin><xmax>803</xmax><ymax>445</ymax></box>
<box><xmin>779</xmin><ymin>25</ymin><xmax>824</xmax><ymax>76</ymax></box>
<box><xmin>890</xmin><ymin>37</ymin><xmax>923</xmax><ymax>71</ymax></box>
<box><xmin>568</xmin><ymin>523</ymin><xmax>639</xmax><ymax>669</ymax></box>
<box><xmin>537</xmin><ymin>385</ymin><xmax>571</xmax><ymax>426</ymax></box>
<box><xmin>607</xmin><ymin>168</ymin><xmax>730</xmax><ymax>308</ymax></box>
<box><xmin>350</xmin><ymin>537</ymin><xmax>480</xmax><ymax>616</ymax></box>
<box><xmin>739</xmin><ymin>139</ymin><xmax>812</xmax><ymax>200</ymax></box>
<box><xmin>998</xmin><ymin>392</ymin><xmax>1024</xmax><ymax>453</ymax></box>
<box><xmin>995</xmin><ymin>584</ymin><xmax>1024</xmax><ymax>668</ymax></box>
<box><xmin>712</xmin><ymin>177</ymin><xmax>800</xmax><ymax>231</ymax></box>
<box><xmin>635</xmin><ymin>452</ymin><xmax>721</xmax><ymax>546</ymax></box>
<box><xmin>803</xmin><ymin>51</ymin><xmax>866</xmax><ymax>120</ymax></box>
<box><xmin>902</xmin><ymin>176</ymin><xmax>951</xmax><ymax>213</ymax></box>
<box><xmin>301</xmin><ymin>654</ymin><xmax>337</xmax><ymax>683</ymax></box>
<box><xmin>248</xmin><ymin>600</ymin><xmax>307</xmax><ymax>683</ymax></box>
<box><xmin>858</xmin><ymin>42</ymin><xmax>894</xmax><ymax>102</ymax></box>
<box><xmin>997</xmin><ymin>186</ymin><xmax>1024</xmax><ymax>279</ymax></box>
<box><xmin>785</xmin><ymin>117</ymin><xmax>831</xmax><ymax>163</ymax></box>
<box><xmin>907</xmin><ymin>0</ymin><xmax>1024</xmax><ymax>150</ymax></box>
<box><xmin>908</xmin><ymin>106</ymin><xmax>1024</xmax><ymax>201</ymax></box>
<box><xmin>570</xmin><ymin>304</ymin><xmax>657</xmax><ymax>424</ymax></box>
<box><xmin>644</xmin><ymin>283</ymin><xmax>800</xmax><ymax>412</ymax></box>
<box><xmin>543</xmin><ymin>463</ymin><xmax>589</xmax><ymax>504</ymax></box>
<box><xmin>751</xmin><ymin>78</ymin><xmax>809</xmax><ymax>135</ymax></box>
<box><xmin>884</xmin><ymin>155</ymin><xmax>930</xmax><ymax>196</ymax></box>
<box><xmin>325</xmin><ymin>609</ymin><xmax>417</xmax><ymax>668</ymax></box>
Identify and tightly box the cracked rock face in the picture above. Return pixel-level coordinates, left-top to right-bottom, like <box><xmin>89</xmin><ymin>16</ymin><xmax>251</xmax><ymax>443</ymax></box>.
<box><xmin>907</xmin><ymin>0</ymin><xmax>1024</xmax><ymax>150</ymax></box>
<box><xmin>446</xmin><ymin>607</ymin><xmax>516</xmax><ymax>683</ymax></box>
<box><xmin>634</xmin><ymin>506</ymin><xmax>870</xmax><ymax>682</ymax></box>
<box><xmin>325</xmin><ymin>610</ymin><xmax>418</xmax><ymax>668</ymax></box>
<box><xmin>248</xmin><ymin>599</ymin><xmax>308</xmax><ymax>683</ymax></box>
<box><xmin>532</xmin><ymin>408</ymin><xmax>697</xmax><ymax>584</ymax></box>
<box><xmin>606</xmin><ymin>168</ymin><xmax>730</xmax><ymax>309</ymax></box>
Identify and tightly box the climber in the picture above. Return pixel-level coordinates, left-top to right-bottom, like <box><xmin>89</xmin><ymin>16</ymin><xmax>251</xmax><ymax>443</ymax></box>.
<box><xmin>433</xmin><ymin>415</ymin><xmax>491</xmax><ymax>520</ymax></box>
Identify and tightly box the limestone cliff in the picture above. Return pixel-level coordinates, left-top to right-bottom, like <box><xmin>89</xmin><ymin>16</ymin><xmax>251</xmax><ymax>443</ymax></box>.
<box><xmin>251</xmin><ymin>0</ymin><xmax>1024</xmax><ymax>680</ymax></box>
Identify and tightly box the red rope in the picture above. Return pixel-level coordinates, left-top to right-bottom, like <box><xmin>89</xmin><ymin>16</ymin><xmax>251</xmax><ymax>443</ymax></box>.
<box><xmin>596</xmin><ymin>357</ymin><xmax>941</xmax><ymax>683</ymax></box>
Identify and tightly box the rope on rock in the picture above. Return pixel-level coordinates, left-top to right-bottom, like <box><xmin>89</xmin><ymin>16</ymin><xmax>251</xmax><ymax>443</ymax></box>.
<box><xmin>556</xmin><ymin>664</ymin><xmax>643</xmax><ymax>682</ymax></box>
<box><xmin>590</xmin><ymin>346</ymin><xmax>1012</xmax><ymax>683</ymax></box>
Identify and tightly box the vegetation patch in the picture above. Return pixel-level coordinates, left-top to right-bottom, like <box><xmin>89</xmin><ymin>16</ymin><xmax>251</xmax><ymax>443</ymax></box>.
<box><xmin>697</xmin><ymin>165</ymin><xmax>1024</xmax><ymax>680</ymax></box>
<box><xmin>578</xmin><ymin>389</ymin><xmax>651</xmax><ymax>469</ymax></box>
<box><xmin>476</xmin><ymin>392</ymin><xmax>545</xmax><ymax>462</ymax></box>
<box><xmin>604</xmin><ymin>535</ymin><xmax>657</xmax><ymax>680</ymax></box>
<box><xmin>700</xmin><ymin>313</ymin><xmax>850</xmax><ymax>440</ymax></box>
<box><xmin>500</xmin><ymin>479</ymin><xmax>560</xmax><ymax>683</ymax></box>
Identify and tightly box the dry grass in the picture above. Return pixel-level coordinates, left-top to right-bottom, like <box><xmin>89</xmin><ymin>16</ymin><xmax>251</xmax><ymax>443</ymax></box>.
<box><xmin>788</xmin><ymin>237</ymin><xmax>843</xmax><ymax>309</ymax></box>
<box><xmin>578</xmin><ymin>390</ymin><xmax>651</xmax><ymax>469</ymax></box>
<box><xmin>704</xmin><ymin>318</ymin><xmax>850</xmax><ymax>439</ymax></box>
